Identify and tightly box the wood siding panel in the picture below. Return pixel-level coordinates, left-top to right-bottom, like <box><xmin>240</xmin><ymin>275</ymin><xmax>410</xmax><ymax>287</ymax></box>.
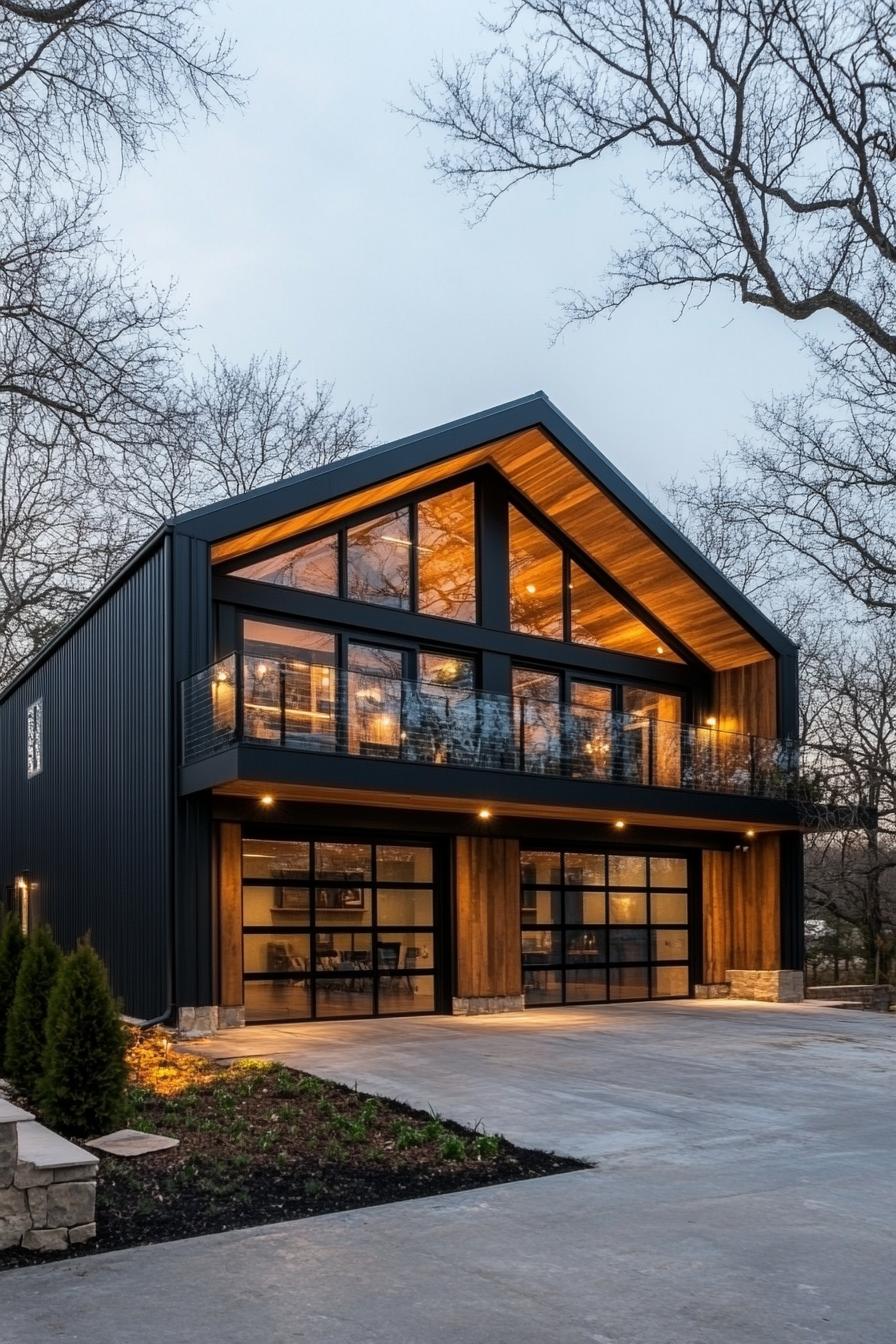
<box><xmin>454</xmin><ymin>836</ymin><xmax>521</xmax><ymax>998</ymax></box>
<box><xmin>701</xmin><ymin>834</ymin><xmax>781</xmax><ymax>981</ymax></box>
<box><xmin>712</xmin><ymin>661</ymin><xmax>777</xmax><ymax>738</ymax></box>
<box><xmin>217</xmin><ymin>822</ymin><xmax>243</xmax><ymax>1007</ymax></box>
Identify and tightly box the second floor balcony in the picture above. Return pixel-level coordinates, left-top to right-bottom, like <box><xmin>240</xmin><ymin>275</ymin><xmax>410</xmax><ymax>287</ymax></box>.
<box><xmin>181</xmin><ymin>654</ymin><xmax>804</xmax><ymax>812</ymax></box>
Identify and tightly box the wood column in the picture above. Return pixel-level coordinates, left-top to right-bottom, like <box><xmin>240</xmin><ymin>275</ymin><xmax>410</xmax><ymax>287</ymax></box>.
<box><xmin>701</xmin><ymin>833</ymin><xmax>781</xmax><ymax>982</ymax></box>
<box><xmin>217</xmin><ymin>822</ymin><xmax>243</xmax><ymax>1008</ymax></box>
<box><xmin>454</xmin><ymin>836</ymin><xmax>522</xmax><ymax>1006</ymax></box>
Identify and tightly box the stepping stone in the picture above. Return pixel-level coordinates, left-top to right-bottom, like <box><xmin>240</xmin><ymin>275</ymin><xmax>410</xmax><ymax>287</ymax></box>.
<box><xmin>86</xmin><ymin>1129</ymin><xmax>180</xmax><ymax>1157</ymax></box>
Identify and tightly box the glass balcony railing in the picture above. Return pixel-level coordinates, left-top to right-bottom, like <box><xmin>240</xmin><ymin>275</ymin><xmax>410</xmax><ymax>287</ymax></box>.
<box><xmin>180</xmin><ymin>654</ymin><xmax>803</xmax><ymax>801</ymax></box>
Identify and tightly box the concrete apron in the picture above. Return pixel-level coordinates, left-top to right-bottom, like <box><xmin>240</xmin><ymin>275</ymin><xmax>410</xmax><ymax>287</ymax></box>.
<box><xmin>2</xmin><ymin>1001</ymin><xmax>895</xmax><ymax>1344</ymax></box>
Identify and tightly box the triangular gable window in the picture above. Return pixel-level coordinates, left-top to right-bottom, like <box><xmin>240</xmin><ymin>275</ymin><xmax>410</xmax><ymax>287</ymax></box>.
<box><xmin>230</xmin><ymin>532</ymin><xmax>338</xmax><ymax>595</ymax></box>
<box><xmin>508</xmin><ymin>502</ymin><xmax>681</xmax><ymax>662</ymax></box>
<box><xmin>570</xmin><ymin>563</ymin><xmax>683</xmax><ymax>663</ymax></box>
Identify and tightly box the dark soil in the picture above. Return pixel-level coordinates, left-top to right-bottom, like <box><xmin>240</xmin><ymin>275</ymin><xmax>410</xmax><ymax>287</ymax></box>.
<box><xmin>0</xmin><ymin>1030</ymin><xmax>584</xmax><ymax>1271</ymax></box>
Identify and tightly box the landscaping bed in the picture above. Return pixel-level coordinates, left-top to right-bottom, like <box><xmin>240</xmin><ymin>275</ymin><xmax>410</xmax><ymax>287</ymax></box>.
<box><xmin>0</xmin><ymin>1029</ymin><xmax>583</xmax><ymax>1269</ymax></box>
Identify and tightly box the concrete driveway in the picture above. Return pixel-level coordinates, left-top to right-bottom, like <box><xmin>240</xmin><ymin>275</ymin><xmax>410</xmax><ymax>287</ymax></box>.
<box><xmin>2</xmin><ymin>1001</ymin><xmax>895</xmax><ymax>1344</ymax></box>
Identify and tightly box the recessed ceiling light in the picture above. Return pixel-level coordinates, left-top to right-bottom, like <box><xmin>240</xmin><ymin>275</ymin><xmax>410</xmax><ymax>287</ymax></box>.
<box><xmin>477</xmin><ymin>807</ymin><xmax>492</xmax><ymax>820</ymax></box>
<box><xmin>259</xmin><ymin>794</ymin><xmax>275</xmax><ymax>807</ymax></box>
<box><xmin>613</xmin><ymin>819</ymin><xmax>626</xmax><ymax>830</ymax></box>
<box><xmin>746</xmin><ymin>829</ymin><xmax>755</xmax><ymax>838</ymax></box>
<box><xmin>656</xmin><ymin>645</ymin><xmax>665</xmax><ymax>655</ymax></box>
<box><xmin>526</xmin><ymin>583</ymin><xmax>537</xmax><ymax>594</ymax></box>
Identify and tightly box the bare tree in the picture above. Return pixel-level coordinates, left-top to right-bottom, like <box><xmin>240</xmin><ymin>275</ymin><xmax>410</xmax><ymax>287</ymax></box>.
<box><xmin>413</xmin><ymin>0</ymin><xmax>896</xmax><ymax>617</ymax></box>
<box><xmin>0</xmin><ymin>397</ymin><xmax>136</xmax><ymax>684</ymax></box>
<box><xmin>0</xmin><ymin>1</ymin><xmax>237</xmax><ymax>186</ymax></box>
<box><xmin>414</xmin><ymin>1</ymin><xmax>896</xmax><ymax>342</ymax></box>
<box><xmin>0</xmin><ymin>2</ymin><xmax>244</xmax><ymax>686</ymax></box>
<box><xmin>118</xmin><ymin>352</ymin><xmax>372</xmax><ymax>530</ymax></box>
<box><xmin>801</xmin><ymin>621</ymin><xmax>896</xmax><ymax>984</ymax></box>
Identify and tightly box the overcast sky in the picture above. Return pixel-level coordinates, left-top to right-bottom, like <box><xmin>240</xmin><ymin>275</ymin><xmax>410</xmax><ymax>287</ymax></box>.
<box><xmin>106</xmin><ymin>0</ymin><xmax>814</xmax><ymax>493</ymax></box>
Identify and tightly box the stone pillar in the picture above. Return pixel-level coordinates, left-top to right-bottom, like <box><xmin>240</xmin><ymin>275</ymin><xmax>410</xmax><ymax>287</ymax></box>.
<box><xmin>726</xmin><ymin>969</ymin><xmax>804</xmax><ymax>1003</ymax></box>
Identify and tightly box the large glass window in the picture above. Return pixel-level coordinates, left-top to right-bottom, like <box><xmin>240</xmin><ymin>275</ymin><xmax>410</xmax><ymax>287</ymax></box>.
<box><xmin>242</xmin><ymin>622</ymin><xmax>336</xmax><ymax>749</ymax></box>
<box><xmin>570</xmin><ymin>562</ymin><xmax>675</xmax><ymax>660</ymax></box>
<box><xmin>226</xmin><ymin>484</ymin><xmax>477</xmax><ymax>624</ymax></box>
<box><xmin>230</xmin><ymin>533</ymin><xmax>338</xmax><ymax>595</ymax></box>
<box><xmin>512</xmin><ymin>666</ymin><xmax>561</xmax><ymax>774</ymax></box>
<box><xmin>346</xmin><ymin>509</ymin><xmax>411</xmax><ymax>609</ymax></box>
<box><xmin>347</xmin><ymin>644</ymin><xmax>404</xmax><ymax>757</ymax></box>
<box><xmin>509</xmin><ymin>507</ymin><xmax>564</xmax><ymax>640</ymax></box>
<box><xmin>242</xmin><ymin>837</ymin><xmax>438</xmax><ymax>1022</ymax></box>
<box><xmin>622</xmin><ymin>687</ymin><xmax>683</xmax><ymax>787</ymax></box>
<box><xmin>569</xmin><ymin>680</ymin><xmax>614</xmax><ymax>780</ymax></box>
<box><xmin>417</xmin><ymin>483</ymin><xmax>477</xmax><ymax>622</ymax></box>
<box><xmin>520</xmin><ymin>847</ymin><xmax>690</xmax><ymax>1006</ymax></box>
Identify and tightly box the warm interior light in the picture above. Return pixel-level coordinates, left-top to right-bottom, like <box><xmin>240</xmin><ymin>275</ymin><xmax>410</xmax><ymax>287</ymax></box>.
<box><xmin>259</xmin><ymin>794</ymin><xmax>275</xmax><ymax>807</ymax></box>
<box><xmin>477</xmin><ymin>807</ymin><xmax>492</xmax><ymax>820</ymax></box>
<box><xmin>256</xmin><ymin>663</ymin><xmax>268</xmax><ymax>677</ymax></box>
<box><xmin>613</xmin><ymin>820</ymin><xmax>626</xmax><ymax>830</ymax></box>
<box><xmin>706</xmin><ymin>716</ymin><xmax>717</xmax><ymax>727</ymax></box>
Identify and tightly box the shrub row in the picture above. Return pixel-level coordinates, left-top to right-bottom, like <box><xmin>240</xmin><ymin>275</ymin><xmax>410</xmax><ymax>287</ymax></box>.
<box><xmin>0</xmin><ymin>914</ymin><xmax>127</xmax><ymax>1137</ymax></box>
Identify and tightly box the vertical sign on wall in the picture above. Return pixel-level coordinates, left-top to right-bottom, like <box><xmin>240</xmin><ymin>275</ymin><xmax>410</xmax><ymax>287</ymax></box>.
<box><xmin>26</xmin><ymin>698</ymin><xmax>43</xmax><ymax>779</ymax></box>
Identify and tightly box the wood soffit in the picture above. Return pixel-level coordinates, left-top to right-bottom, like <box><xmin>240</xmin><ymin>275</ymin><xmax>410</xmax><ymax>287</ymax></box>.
<box><xmin>209</xmin><ymin>428</ymin><xmax>771</xmax><ymax>672</ymax></box>
<box><xmin>213</xmin><ymin>779</ymin><xmax>796</xmax><ymax>835</ymax></box>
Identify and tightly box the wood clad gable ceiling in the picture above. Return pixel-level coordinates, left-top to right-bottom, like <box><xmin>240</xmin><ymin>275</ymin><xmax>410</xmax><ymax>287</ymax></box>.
<box><xmin>207</xmin><ymin>423</ymin><xmax>773</xmax><ymax>671</ymax></box>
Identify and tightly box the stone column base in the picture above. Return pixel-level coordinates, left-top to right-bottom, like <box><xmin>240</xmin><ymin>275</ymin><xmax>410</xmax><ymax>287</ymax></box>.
<box><xmin>694</xmin><ymin>982</ymin><xmax>731</xmax><ymax>999</ymax></box>
<box><xmin>452</xmin><ymin>994</ymin><xmax>525</xmax><ymax>1016</ymax></box>
<box><xmin>726</xmin><ymin>969</ymin><xmax>804</xmax><ymax>1003</ymax></box>
<box><xmin>176</xmin><ymin>1004</ymin><xmax>246</xmax><ymax>1035</ymax></box>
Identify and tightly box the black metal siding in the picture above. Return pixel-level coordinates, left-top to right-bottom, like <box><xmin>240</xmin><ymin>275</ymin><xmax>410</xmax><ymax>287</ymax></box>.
<box><xmin>0</xmin><ymin>541</ymin><xmax>171</xmax><ymax>1018</ymax></box>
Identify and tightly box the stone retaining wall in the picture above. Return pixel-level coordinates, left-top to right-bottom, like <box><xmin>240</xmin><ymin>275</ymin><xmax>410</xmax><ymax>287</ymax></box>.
<box><xmin>806</xmin><ymin>984</ymin><xmax>893</xmax><ymax>1011</ymax></box>
<box><xmin>0</xmin><ymin>1099</ymin><xmax>98</xmax><ymax>1252</ymax></box>
<box><xmin>452</xmin><ymin>994</ymin><xmax>525</xmax><ymax>1015</ymax></box>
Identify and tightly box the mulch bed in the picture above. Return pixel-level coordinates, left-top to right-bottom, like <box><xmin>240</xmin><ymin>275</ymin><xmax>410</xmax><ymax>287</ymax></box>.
<box><xmin>1</xmin><ymin>1029</ymin><xmax>583</xmax><ymax>1270</ymax></box>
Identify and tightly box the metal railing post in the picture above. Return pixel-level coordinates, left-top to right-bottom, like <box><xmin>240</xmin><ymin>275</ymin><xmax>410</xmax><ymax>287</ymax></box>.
<box><xmin>234</xmin><ymin>654</ymin><xmax>243</xmax><ymax>746</ymax></box>
<box><xmin>279</xmin><ymin>664</ymin><xmax>287</xmax><ymax>747</ymax></box>
<box><xmin>518</xmin><ymin>697</ymin><xmax>527</xmax><ymax>772</ymax></box>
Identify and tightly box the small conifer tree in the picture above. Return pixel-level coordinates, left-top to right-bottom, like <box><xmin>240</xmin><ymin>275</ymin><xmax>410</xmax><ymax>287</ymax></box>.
<box><xmin>38</xmin><ymin>942</ymin><xmax>127</xmax><ymax>1136</ymax></box>
<box><xmin>0</xmin><ymin>913</ymin><xmax>26</xmax><ymax>1064</ymax></box>
<box><xmin>4</xmin><ymin>924</ymin><xmax>62</xmax><ymax>1097</ymax></box>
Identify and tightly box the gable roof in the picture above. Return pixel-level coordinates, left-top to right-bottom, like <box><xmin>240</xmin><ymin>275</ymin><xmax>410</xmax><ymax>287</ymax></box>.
<box><xmin>178</xmin><ymin>391</ymin><xmax>794</xmax><ymax>670</ymax></box>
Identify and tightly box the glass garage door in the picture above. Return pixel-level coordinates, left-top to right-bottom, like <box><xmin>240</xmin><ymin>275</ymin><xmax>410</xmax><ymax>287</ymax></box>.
<box><xmin>241</xmin><ymin>836</ymin><xmax>438</xmax><ymax>1023</ymax></box>
<box><xmin>521</xmin><ymin>849</ymin><xmax>691</xmax><ymax>1005</ymax></box>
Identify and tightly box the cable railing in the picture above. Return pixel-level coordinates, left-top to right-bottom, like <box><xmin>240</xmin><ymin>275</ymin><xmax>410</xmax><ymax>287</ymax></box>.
<box><xmin>181</xmin><ymin>653</ymin><xmax>803</xmax><ymax>800</ymax></box>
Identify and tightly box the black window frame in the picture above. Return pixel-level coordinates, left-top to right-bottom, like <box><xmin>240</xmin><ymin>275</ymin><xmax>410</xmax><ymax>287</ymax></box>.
<box><xmin>520</xmin><ymin>845</ymin><xmax>694</xmax><ymax>1006</ymax></box>
<box><xmin>240</xmin><ymin>829</ymin><xmax>449</xmax><ymax>1023</ymax></box>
